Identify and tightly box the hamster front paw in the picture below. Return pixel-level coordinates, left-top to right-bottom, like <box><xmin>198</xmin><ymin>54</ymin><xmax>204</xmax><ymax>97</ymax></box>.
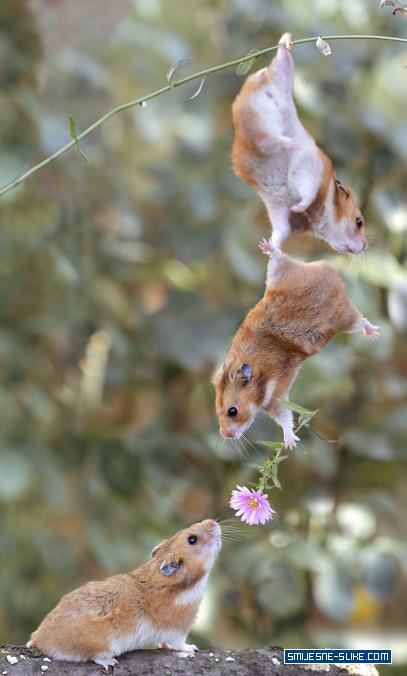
<box><xmin>259</xmin><ymin>238</ymin><xmax>275</xmax><ymax>257</ymax></box>
<box><xmin>291</xmin><ymin>198</ymin><xmax>310</xmax><ymax>213</ymax></box>
<box><xmin>361</xmin><ymin>318</ymin><xmax>380</xmax><ymax>341</ymax></box>
<box><xmin>183</xmin><ymin>643</ymin><xmax>199</xmax><ymax>652</ymax></box>
<box><xmin>93</xmin><ymin>653</ymin><xmax>118</xmax><ymax>671</ymax></box>
<box><xmin>278</xmin><ymin>33</ymin><xmax>293</xmax><ymax>50</ymax></box>
<box><xmin>284</xmin><ymin>431</ymin><xmax>300</xmax><ymax>450</ymax></box>
<box><xmin>159</xmin><ymin>641</ymin><xmax>198</xmax><ymax>653</ymax></box>
<box><xmin>279</xmin><ymin>136</ymin><xmax>300</xmax><ymax>151</ymax></box>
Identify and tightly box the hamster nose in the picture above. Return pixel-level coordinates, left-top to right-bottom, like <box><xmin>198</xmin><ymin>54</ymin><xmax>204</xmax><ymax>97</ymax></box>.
<box><xmin>202</xmin><ymin>520</ymin><xmax>222</xmax><ymax>541</ymax></box>
<box><xmin>203</xmin><ymin>519</ymin><xmax>220</xmax><ymax>532</ymax></box>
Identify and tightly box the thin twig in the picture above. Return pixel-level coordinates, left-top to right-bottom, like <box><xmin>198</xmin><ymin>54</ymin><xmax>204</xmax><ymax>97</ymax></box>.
<box><xmin>1</xmin><ymin>34</ymin><xmax>406</xmax><ymax>197</ymax></box>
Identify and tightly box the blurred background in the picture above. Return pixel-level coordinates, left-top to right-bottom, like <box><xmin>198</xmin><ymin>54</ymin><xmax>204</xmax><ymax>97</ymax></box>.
<box><xmin>0</xmin><ymin>0</ymin><xmax>406</xmax><ymax>672</ymax></box>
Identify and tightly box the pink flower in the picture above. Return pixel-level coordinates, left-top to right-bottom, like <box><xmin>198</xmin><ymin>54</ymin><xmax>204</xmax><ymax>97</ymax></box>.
<box><xmin>229</xmin><ymin>485</ymin><xmax>276</xmax><ymax>525</ymax></box>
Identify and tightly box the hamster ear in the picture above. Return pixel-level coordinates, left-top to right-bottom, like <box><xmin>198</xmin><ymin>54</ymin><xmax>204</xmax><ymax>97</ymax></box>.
<box><xmin>236</xmin><ymin>363</ymin><xmax>253</xmax><ymax>385</ymax></box>
<box><xmin>211</xmin><ymin>362</ymin><xmax>226</xmax><ymax>386</ymax></box>
<box><xmin>159</xmin><ymin>558</ymin><xmax>182</xmax><ymax>577</ymax></box>
<box><xmin>151</xmin><ymin>543</ymin><xmax>163</xmax><ymax>558</ymax></box>
<box><xmin>335</xmin><ymin>178</ymin><xmax>349</xmax><ymax>199</ymax></box>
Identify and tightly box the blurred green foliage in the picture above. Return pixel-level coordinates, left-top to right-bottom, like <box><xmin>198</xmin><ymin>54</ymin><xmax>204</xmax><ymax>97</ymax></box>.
<box><xmin>0</xmin><ymin>0</ymin><xmax>406</xmax><ymax>669</ymax></box>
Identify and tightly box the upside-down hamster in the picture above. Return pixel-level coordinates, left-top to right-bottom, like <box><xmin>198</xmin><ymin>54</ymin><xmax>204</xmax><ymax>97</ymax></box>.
<box><xmin>231</xmin><ymin>33</ymin><xmax>367</xmax><ymax>253</ymax></box>
<box><xmin>213</xmin><ymin>241</ymin><xmax>379</xmax><ymax>449</ymax></box>
<box><xmin>28</xmin><ymin>520</ymin><xmax>221</xmax><ymax>669</ymax></box>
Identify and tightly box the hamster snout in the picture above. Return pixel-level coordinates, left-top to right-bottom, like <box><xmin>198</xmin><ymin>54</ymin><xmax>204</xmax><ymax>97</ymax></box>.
<box><xmin>203</xmin><ymin>519</ymin><xmax>221</xmax><ymax>543</ymax></box>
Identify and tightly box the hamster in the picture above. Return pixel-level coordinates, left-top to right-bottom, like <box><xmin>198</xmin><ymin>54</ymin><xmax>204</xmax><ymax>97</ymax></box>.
<box><xmin>27</xmin><ymin>520</ymin><xmax>221</xmax><ymax>670</ymax></box>
<box><xmin>213</xmin><ymin>241</ymin><xmax>379</xmax><ymax>449</ymax></box>
<box><xmin>231</xmin><ymin>33</ymin><xmax>367</xmax><ymax>254</ymax></box>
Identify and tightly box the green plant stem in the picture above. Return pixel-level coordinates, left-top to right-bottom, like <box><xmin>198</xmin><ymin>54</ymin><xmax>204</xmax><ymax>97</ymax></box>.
<box><xmin>1</xmin><ymin>34</ymin><xmax>406</xmax><ymax>197</ymax></box>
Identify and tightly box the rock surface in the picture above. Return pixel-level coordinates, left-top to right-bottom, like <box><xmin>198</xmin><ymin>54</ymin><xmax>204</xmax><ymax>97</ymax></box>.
<box><xmin>0</xmin><ymin>645</ymin><xmax>380</xmax><ymax>676</ymax></box>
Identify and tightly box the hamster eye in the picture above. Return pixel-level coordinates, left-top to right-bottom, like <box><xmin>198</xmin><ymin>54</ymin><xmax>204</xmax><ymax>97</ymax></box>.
<box><xmin>188</xmin><ymin>535</ymin><xmax>198</xmax><ymax>545</ymax></box>
<box><xmin>356</xmin><ymin>217</ymin><xmax>363</xmax><ymax>229</ymax></box>
<box><xmin>227</xmin><ymin>406</ymin><xmax>238</xmax><ymax>417</ymax></box>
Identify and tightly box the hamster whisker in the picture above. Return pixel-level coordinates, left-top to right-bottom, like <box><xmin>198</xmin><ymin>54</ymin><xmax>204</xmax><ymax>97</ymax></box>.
<box><xmin>240</xmin><ymin>433</ymin><xmax>257</xmax><ymax>457</ymax></box>
<box><xmin>229</xmin><ymin>438</ymin><xmax>251</xmax><ymax>462</ymax></box>
<box><xmin>237</xmin><ymin>437</ymin><xmax>252</xmax><ymax>460</ymax></box>
<box><xmin>217</xmin><ymin>436</ymin><xmax>238</xmax><ymax>461</ymax></box>
<box><xmin>219</xmin><ymin>521</ymin><xmax>246</xmax><ymax>530</ymax></box>
<box><xmin>219</xmin><ymin>525</ymin><xmax>248</xmax><ymax>540</ymax></box>
<box><xmin>240</xmin><ymin>433</ymin><xmax>257</xmax><ymax>452</ymax></box>
<box><xmin>220</xmin><ymin>528</ymin><xmax>248</xmax><ymax>539</ymax></box>
<box><xmin>220</xmin><ymin>534</ymin><xmax>244</xmax><ymax>543</ymax></box>
<box><xmin>218</xmin><ymin>520</ymin><xmax>250</xmax><ymax>536</ymax></box>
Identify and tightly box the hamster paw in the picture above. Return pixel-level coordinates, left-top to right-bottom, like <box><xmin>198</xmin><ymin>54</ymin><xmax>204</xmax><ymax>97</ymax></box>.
<box><xmin>183</xmin><ymin>643</ymin><xmax>199</xmax><ymax>652</ymax></box>
<box><xmin>278</xmin><ymin>32</ymin><xmax>293</xmax><ymax>49</ymax></box>
<box><xmin>361</xmin><ymin>319</ymin><xmax>380</xmax><ymax>341</ymax></box>
<box><xmin>259</xmin><ymin>238</ymin><xmax>275</xmax><ymax>257</ymax></box>
<box><xmin>284</xmin><ymin>432</ymin><xmax>300</xmax><ymax>450</ymax></box>
<box><xmin>93</xmin><ymin>654</ymin><xmax>118</xmax><ymax>671</ymax></box>
<box><xmin>159</xmin><ymin>642</ymin><xmax>197</xmax><ymax>653</ymax></box>
<box><xmin>291</xmin><ymin>199</ymin><xmax>309</xmax><ymax>213</ymax></box>
<box><xmin>279</xmin><ymin>136</ymin><xmax>300</xmax><ymax>151</ymax></box>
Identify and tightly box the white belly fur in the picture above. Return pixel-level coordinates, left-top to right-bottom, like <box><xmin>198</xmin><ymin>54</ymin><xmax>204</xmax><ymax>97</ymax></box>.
<box><xmin>109</xmin><ymin>616</ymin><xmax>187</xmax><ymax>656</ymax></box>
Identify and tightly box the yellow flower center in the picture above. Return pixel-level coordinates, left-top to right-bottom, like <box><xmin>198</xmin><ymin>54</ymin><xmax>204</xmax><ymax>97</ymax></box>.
<box><xmin>248</xmin><ymin>497</ymin><xmax>259</xmax><ymax>509</ymax></box>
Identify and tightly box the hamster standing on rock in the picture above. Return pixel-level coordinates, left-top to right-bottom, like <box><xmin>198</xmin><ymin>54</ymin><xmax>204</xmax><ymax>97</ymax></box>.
<box><xmin>232</xmin><ymin>33</ymin><xmax>367</xmax><ymax>253</ymax></box>
<box><xmin>28</xmin><ymin>520</ymin><xmax>221</xmax><ymax>670</ymax></box>
<box><xmin>213</xmin><ymin>241</ymin><xmax>379</xmax><ymax>449</ymax></box>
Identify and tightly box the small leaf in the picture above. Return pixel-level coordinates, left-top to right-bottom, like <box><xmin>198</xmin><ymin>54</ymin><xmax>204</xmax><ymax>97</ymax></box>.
<box><xmin>275</xmin><ymin>454</ymin><xmax>289</xmax><ymax>463</ymax></box>
<box><xmin>272</xmin><ymin>472</ymin><xmax>282</xmax><ymax>491</ymax></box>
<box><xmin>298</xmin><ymin>412</ymin><xmax>316</xmax><ymax>429</ymax></box>
<box><xmin>166</xmin><ymin>57</ymin><xmax>191</xmax><ymax>86</ymax></box>
<box><xmin>276</xmin><ymin>398</ymin><xmax>317</xmax><ymax>417</ymax></box>
<box><xmin>188</xmin><ymin>77</ymin><xmax>206</xmax><ymax>100</ymax></box>
<box><xmin>69</xmin><ymin>114</ymin><xmax>88</xmax><ymax>163</ymax></box>
<box><xmin>316</xmin><ymin>36</ymin><xmax>332</xmax><ymax>56</ymax></box>
<box><xmin>236</xmin><ymin>48</ymin><xmax>260</xmax><ymax>76</ymax></box>
<box><xmin>258</xmin><ymin>440</ymin><xmax>285</xmax><ymax>450</ymax></box>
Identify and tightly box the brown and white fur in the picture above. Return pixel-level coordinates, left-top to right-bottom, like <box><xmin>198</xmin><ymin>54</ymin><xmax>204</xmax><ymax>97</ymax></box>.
<box><xmin>27</xmin><ymin>520</ymin><xmax>221</xmax><ymax>670</ymax></box>
<box><xmin>213</xmin><ymin>242</ymin><xmax>379</xmax><ymax>449</ymax></box>
<box><xmin>231</xmin><ymin>33</ymin><xmax>367</xmax><ymax>253</ymax></box>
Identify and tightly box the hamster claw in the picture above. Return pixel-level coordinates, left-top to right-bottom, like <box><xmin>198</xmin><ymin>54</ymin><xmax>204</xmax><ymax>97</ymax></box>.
<box><xmin>284</xmin><ymin>433</ymin><xmax>300</xmax><ymax>450</ymax></box>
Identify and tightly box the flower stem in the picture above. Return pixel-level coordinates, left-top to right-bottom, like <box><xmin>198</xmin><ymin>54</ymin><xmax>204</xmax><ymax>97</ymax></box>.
<box><xmin>1</xmin><ymin>34</ymin><xmax>406</xmax><ymax>197</ymax></box>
